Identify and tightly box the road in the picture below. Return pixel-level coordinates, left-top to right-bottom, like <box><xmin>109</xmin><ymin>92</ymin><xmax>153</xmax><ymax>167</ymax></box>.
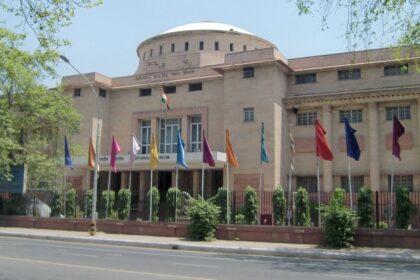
<box><xmin>0</xmin><ymin>236</ymin><xmax>418</xmax><ymax>280</ymax></box>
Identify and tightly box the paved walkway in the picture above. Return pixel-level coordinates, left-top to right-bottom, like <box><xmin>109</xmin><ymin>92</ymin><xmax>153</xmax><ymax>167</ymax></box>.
<box><xmin>1</xmin><ymin>227</ymin><xmax>420</xmax><ymax>264</ymax></box>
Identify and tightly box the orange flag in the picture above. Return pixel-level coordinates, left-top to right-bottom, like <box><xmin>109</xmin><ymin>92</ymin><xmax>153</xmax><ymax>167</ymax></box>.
<box><xmin>226</xmin><ymin>129</ymin><xmax>239</xmax><ymax>167</ymax></box>
<box><xmin>88</xmin><ymin>137</ymin><xmax>96</xmax><ymax>169</ymax></box>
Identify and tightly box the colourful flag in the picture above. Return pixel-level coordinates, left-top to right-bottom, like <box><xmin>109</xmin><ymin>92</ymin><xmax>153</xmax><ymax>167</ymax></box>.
<box><xmin>88</xmin><ymin>137</ymin><xmax>96</xmax><ymax>169</ymax></box>
<box><xmin>64</xmin><ymin>136</ymin><xmax>73</xmax><ymax>167</ymax></box>
<box><xmin>226</xmin><ymin>129</ymin><xmax>239</xmax><ymax>167</ymax></box>
<box><xmin>161</xmin><ymin>88</ymin><xmax>170</xmax><ymax>110</ymax></box>
<box><xmin>150</xmin><ymin>133</ymin><xmax>159</xmax><ymax>169</ymax></box>
<box><xmin>315</xmin><ymin>120</ymin><xmax>333</xmax><ymax>161</ymax></box>
<box><xmin>344</xmin><ymin>118</ymin><xmax>361</xmax><ymax>161</ymax></box>
<box><xmin>203</xmin><ymin>130</ymin><xmax>215</xmax><ymax>167</ymax></box>
<box><xmin>260</xmin><ymin>122</ymin><xmax>269</xmax><ymax>164</ymax></box>
<box><xmin>392</xmin><ymin>116</ymin><xmax>405</xmax><ymax>161</ymax></box>
<box><xmin>129</xmin><ymin>135</ymin><xmax>141</xmax><ymax>167</ymax></box>
<box><xmin>177</xmin><ymin>130</ymin><xmax>188</xmax><ymax>168</ymax></box>
<box><xmin>110</xmin><ymin>136</ymin><xmax>121</xmax><ymax>172</ymax></box>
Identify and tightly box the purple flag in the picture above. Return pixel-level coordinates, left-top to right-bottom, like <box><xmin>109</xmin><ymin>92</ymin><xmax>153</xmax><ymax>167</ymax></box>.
<box><xmin>202</xmin><ymin>130</ymin><xmax>215</xmax><ymax>167</ymax></box>
<box><xmin>392</xmin><ymin>116</ymin><xmax>405</xmax><ymax>161</ymax></box>
<box><xmin>110</xmin><ymin>136</ymin><xmax>121</xmax><ymax>172</ymax></box>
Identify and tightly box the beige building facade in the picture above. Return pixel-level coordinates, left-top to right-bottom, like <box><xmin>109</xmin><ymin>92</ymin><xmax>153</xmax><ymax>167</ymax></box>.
<box><xmin>62</xmin><ymin>22</ymin><xmax>420</xmax><ymax>201</ymax></box>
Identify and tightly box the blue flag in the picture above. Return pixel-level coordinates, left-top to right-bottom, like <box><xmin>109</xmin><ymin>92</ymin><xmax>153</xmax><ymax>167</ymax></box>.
<box><xmin>260</xmin><ymin>122</ymin><xmax>270</xmax><ymax>163</ymax></box>
<box><xmin>177</xmin><ymin>130</ymin><xmax>188</xmax><ymax>168</ymax></box>
<box><xmin>64</xmin><ymin>136</ymin><xmax>73</xmax><ymax>167</ymax></box>
<box><xmin>344</xmin><ymin>118</ymin><xmax>361</xmax><ymax>161</ymax></box>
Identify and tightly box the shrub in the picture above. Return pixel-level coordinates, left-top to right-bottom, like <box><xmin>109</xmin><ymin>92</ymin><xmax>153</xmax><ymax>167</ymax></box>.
<box><xmin>235</xmin><ymin>214</ymin><xmax>246</xmax><ymax>224</ymax></box>
<box><xmin>116</xmin><ymin>188</ymin><xmax>131</xmax><ymax>220</ymax></box>
<box><xmin>357</xmin><ymin>186</ymin><xmax>373</xmax><ymax>228</ymax></box>
<box><xmin>396</xmin><ymin>187</ymin><xmax>411</xmax><ymax>229</ymax></box>
<box><xmin>65</xmin><ymin>188</ymin><xmax>77</xmax><ymax>218</ymax></box>
<box><xmin>377</xmin><ymin>221</ymin><xmax>388</xmax><ymax>229</ymax></box>
<box><xmin>146</xmin><ymin>186</ymin><xmax>160</xmax><ymax>221</ymax></box>
<box><xmin>272</xmin><ymin>185</ymin><xmax>286</xmax><ymax>225</ymax></box>
<box><xmin>187</xmin><ymin>199</ymin><xmax>220</xmax><ymax>240</ymax></box>
<box><xmin>166</xmin><ymin>187</ymin><xmax>181</xmax><ymax>222</ymax></box>
<box><xmin>49</xmin><ymin>189</ymin><xmax>63</xmax><ymax>217</ymax></box>
<box><xmin>99</xmin><ymin>190</ymin><xmax>115</xmax><ymax>219</ymax></box>
<box><xmin>244</xmin><ymin>186</ymin><xmax>258</xmax><ymax>224</ymax></box>
<box><xmin>295</xmin><ymin>187</ymin><xmax>310</xmax><ymax>226</ymax></box>
<box><xmin>85</xmin><ymin>189</ymin><xmax>93</xmax><ymax>218</ymax></box>
<box><xmin>209</xmin><ymin>187</ymin><xmax>230</xmax><ymax>223</ymax></box>
<box><xmin>331</xmin><ymin>187</ymin><xmax>345</xmax><ymax>206</ymax></box>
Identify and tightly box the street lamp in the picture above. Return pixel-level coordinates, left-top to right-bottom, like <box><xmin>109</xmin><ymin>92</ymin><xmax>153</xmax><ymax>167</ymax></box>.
<box><xmin>60</xmin><ymin>55</ymin><xmax>100</xmax><ymax>235</ymax></box>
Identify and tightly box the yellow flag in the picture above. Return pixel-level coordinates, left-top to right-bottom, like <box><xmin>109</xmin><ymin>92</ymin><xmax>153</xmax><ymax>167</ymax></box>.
<box><xmin>150</xmin><ymin>133</ymin><xmax>159</xmax><ymax>169</ymax></box>
<box><xmin>226</xmin><ymin>129</ymin><xmax>239</xmax><ymax>167</ymax></box>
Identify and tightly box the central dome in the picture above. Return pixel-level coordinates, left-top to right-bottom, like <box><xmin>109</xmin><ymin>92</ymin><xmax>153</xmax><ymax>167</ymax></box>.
<box><xmin>161</xmin><ymin>21</ymin><xmax>253</xmax><ymax>35</ymax></box>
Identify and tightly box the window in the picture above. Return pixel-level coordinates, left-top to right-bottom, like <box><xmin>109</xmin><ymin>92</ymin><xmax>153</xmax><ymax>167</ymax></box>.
<box><xmin>384</xmin><ymin>63</ymin><xmax>408</xmax><ymax>76</ymax></box>
<box><xmin>339</xmin><ymin>109</ymin><xmax>363</xmax><ymax>123</ymax></box>
<box><xmin>190</xmin><ymin>116</ymin><xmax>201</xmax><ymax>152</ymax></box>
<box><xmin>340</xmin><ymin>176</ymin><xmax>364</xmax><ymax>192</ymax></box>
<box><xmin>171</xmin><ymin>43</ymin><xmax>175</xmax><ymax>52</ymax></box>
<box><xmin>163</xmin><ymin>85</ymin><xmax>176</xmax><ymax>94</ymax></box>
<box><xmin>243</xmin><ymin>45</ymin><xmax>247</xmax><ymax>51</ymax></box>
<box><xmin>99</xmin><ymin>88</ymin><xmax>107</xmax><ymax>98</ymax></box>
<box><xmin>73</xmin><ymin>88</ymin><xmax>81</xmax><ymax>97</ymax></box>
<box><xmin>141</xmin><ymin>120</ymin><xmax>151</xmax><ymax>154</ymax></box>
<box><xmin>199</xmin><ymin>41</ymin><xmax>204</xmax><ymax>50</ymax></box>
<box><xmin>229</xmin><ymin>43</ymin><xmax>234</xmax><ymax>51</ymax></box>
<box><xmin>243</xmin><ymin>67</ymin><xmax>254</xmax><ymax>78</ymax></box>
<box><xmin>143</xmin><ymin>52</ymin><xmax>146</xmax><ymax>61</ymax></box>
<box><xmin>338</xmin><ymin>69</ymin><xmax>361</xmax><ymax>80</ymax></box>
<box><xmin>159</xmin><ymin>45</ymin><xmax>163</xmax><ymax>55</ymax></box>
<box><xmin>149</xmin><ymin>49</ymin><xmax>153</xmax><ymax>57</ymax></box>
<box><xmin>185</xmin><ymin>42</ymin><xmax>189</xmax><ymax>51</ymax></box>
<box><xmin>188</xmin><ymin>82</ymin><xmax>202</xmax><ymax>92</ymax></box>
<box><xmin>139</xmin><ymin>88</ymin><xmax>151</xmax><ymax>97</ymax></box>
<box><xmin>214</xmin><ymin>41</ymin><xmax>219</xmax><ymax>51</ymax></box>
<box><xmin>295</xmin><ymin>73</ymin><xmax>317</xmax><ymax>84</ymax></box>
<box><xmin>296</xmin><ymin>176</ymin><xmax>317</xmax><ymax>193</ymax></box>
<box><xmin>243</xmin><ymin>107</ymin><xmax>254</xmax><ymax>122</ymax></box>
<box><xmin>160</xmin><ymin>118</ymin><xmax>181</xmax><ymax>153</ymax></box>
<box><xmin>388</xmin><ymin>175</ymin><xmax>413</xmax><ymax>192</ymax></box>
<box><xmin>296</xmin><ymin>112</ymin><xmax>317</xmax><ymax>126</ymax></box>
<box><xmin>386</xmin><ymin>106</ymin><xmax>411</xmax><ymax>120</ymax></box>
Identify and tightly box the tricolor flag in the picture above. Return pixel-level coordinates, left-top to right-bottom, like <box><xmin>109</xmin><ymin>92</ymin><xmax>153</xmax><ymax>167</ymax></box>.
<box><xmin>392</xmin><ymin>116</ymin><xmax>405</xmax><ymax>161</ymax></box>
<box><xmin>88</xmin><ymin>137</ymin><xmax>96</xmax><ymax>169</ymax></box>
<box><xmin>129</xmin><ymin>135</ymin><xmax>141</xmax><ymax>167</ymax></box>
<box><xmin>161</xmin><ymin>88</ymin><xmax>170</xmax><ymax>110</ymax></box>
<box><xmin>64</xmin><ymin>136</ymin><xmax>73</xmax><ymax>168</ymax></box>
<box><xmin>150</xmin><ymin>133</ymin><xmax>159</xmax><ymax>169</ymax></box>
<box><xmin>110</xmin><ymin>136</ymin><xmax>121</xmax><ymax>172</ymax></box>
<box><xmin>202</xmin><ymin>130</ymin><xmax>215</xmax><ymax>167</ymax></box>
<box><xmin>226</xmin><ymin>129</ymin><xmax>239</xmax><ymax>167</ymax></box>
<box><xmin>315</xmin><ymin>120</ymin><xmax>333</xmax><ymax>161</ymax></box>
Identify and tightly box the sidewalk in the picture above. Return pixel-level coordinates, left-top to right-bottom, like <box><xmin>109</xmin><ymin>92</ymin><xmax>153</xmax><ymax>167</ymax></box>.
<box><xmin>1</xmin><ymin>227</ymin><xmax>420</xmax><ymax>264</ymax></box>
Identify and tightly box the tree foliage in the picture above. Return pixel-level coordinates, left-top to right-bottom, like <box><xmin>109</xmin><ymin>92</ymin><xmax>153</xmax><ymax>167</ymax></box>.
<box><xmin>357</xmin><ymin>186</ymin><xmax>373</xmax><ymax>228</ymax></box>
<box><xmin>272</xmin><ymin>185</ymin><xmax>286</xmax><ymax>226</ymax></box>
<box><xmin>295</xmin><ymin>187</ymin><xmax>311</xmax><ymax>227</ymax></box>
<box><xmin>244</xmin><ymin>186</ymin><xmax>258</xmax><ymax>224</ymax></box>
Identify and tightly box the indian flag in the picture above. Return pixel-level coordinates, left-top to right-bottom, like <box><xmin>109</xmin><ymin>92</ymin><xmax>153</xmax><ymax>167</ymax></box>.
<box><xmin>161</xmin><ymin>89</ymin><xmax>170</xmax><ymax>110</ymax></box>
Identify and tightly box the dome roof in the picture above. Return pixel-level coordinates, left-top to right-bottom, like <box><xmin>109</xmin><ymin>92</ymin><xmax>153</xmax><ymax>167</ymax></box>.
<box><xmin>161</xmin><ymin>21</ymin><xmax>253</xmax><ymax>35</ymax></box>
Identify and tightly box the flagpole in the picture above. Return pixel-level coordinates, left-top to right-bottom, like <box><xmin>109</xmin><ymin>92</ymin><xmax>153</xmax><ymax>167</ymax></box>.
<box><xmin>128</xmin><ymin>169</ymin><xmax>132</xmax><ymax>192</ymax></box>
<box><xmin>288</xmin><ymin>165</ymin><xmax>292</xmax><ymax>226</ymax></box>
<box><xmin>259</xmin><ymin>163</ymin><xmax>263</xmax><ymax>225</ymax></box>
<box><xmin>175</xmin><ymin>166</ymin><xmax>179</xmax><ymax>222</ymax></box>
<box><xmin>106</xmin><ymin>170</ymin><xmax>111</xmax><ymax>219</ymax></box>
<box><xmin>390</xmin><ymin>156</ymin><xmax>395</xmax><ymax>228</ymax></box>
<box><xmin>201</xmin><ymin>163</ymin><xmax>205</xmax><ymax>199</ymax></box>
<box><xmin>149</xmin><ymin>169</ymin><xmax>153</xmax><ymax>222</ymax></box>
<box><xmin>347</xmin><ymin>157</ymin><xmax>353</xmax><ymax>211</ymax></box>
<box><xmin>317</xmin><ymin>158</ymin><xmax>321</xmax><ymax>227</ymax></box>
<box><xmin>226</xmin><ymin>163</ymin><xmax>230</xmax><ymax>224</ymax></box>
<box><xmin>63</xmin><ymin>170</ymin><xmax>67</xmax><ymax>217</ymax></box>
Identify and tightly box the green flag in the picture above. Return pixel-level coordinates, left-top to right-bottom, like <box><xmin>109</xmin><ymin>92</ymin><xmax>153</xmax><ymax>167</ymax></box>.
<box><xmin>260</xmin><ymin>122</ymin><xmax>269</xmax><ymax>163</ymax></box>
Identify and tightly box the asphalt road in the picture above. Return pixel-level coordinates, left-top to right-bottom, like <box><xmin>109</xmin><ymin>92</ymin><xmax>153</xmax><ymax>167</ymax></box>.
<box><xmin>0</xmin><ymin>236</ymin><xmax>419</xmax><ymax>280</ymax></box>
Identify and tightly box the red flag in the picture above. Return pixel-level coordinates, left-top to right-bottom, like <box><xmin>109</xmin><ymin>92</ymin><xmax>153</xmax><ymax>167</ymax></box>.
<box><xmin>315</xmin><ymin>120</ymin><xmax>333</xmax><ymax>161</ymax></box>
<box><xmin>392</xmin><ymin>116</ymin><xmax>405</xmax><ymax>161</ymax></box>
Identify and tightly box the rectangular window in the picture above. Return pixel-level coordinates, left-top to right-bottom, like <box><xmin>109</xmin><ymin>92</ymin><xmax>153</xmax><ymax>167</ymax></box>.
<box><xmin>185</xmin><ymin>42</ymin><xmax>189</xmax><ymax>51</ymax></box>
<box><xmin>243</xmin><ymin>45</ymin><xmax>247</xmax><ymax>51</ymax></box>
<box><xmin>229</xmin><ymin>43</ymin><xmax>234</xmax><ymax>51</ymax></box>
<box><xmin>188</xmin><ymin>82</ymin><xmax>202</xmax><ymax>92</ymax></box>
<box><xmin>160</xmin><ymin>118</ymin><xmax>181</xmax><ymax>153</ymax></box>
<box><xmin>149</xmin><ymin>49</ymin><xmax>153</xmax><ymax>57</ymax></box>
<box><xmin>295</xmin><ymin>73</ymin><xmax>317</xmax><ymax>84</ymax></box>
<box><xmin>296</xmin><ymin>176</ymin><xmax>318</xmax><ymax>193</ymax></box>
<box><xmin>199</xmin><ymin>41</ymin><xmax>204</xmax><ymax>50</ymax></box>
<box><xmin>99</xmin><ymin>88</ymin><xmax>107</xmax><ymax>98</ymax></box>
<box><xmin>214</xmin><ymin>41</ymin><xmax>219</xmax><ymax>51</ymax></box>
<box><xmin>159</xmin><ymin>45</ymin><xmax>163</xmax><ymax>55</ymax></box>
<box><xmin>139</xmin><ymin>88</ymin><xmax>151</xmax><ymax>97</ymax></box>
<box><xmin>296</xmin><ymin>112</ymin><xmax>317</xmax><ymax>126</ymax></box>
<box><xmin>190</xmin><ymin>116</ymin><xmax>202</xmax><ymax>152</ymax></box>
<box><xmin>384</xmin><ymin>63</ymin><xmax>408</xmax><ymax>76</ymax></box>
<box><xmin>340</xmin><ymin>176</ymin><xmax>364</xmax><ymax>192</ymax></box>
<box><xmin>243</xmin><ymin>107</ymin><xmax>254</xmax><ymax>122</ymax></box>
<box><xmin>339</xmin><ymin>109</ymin><xmax>363</xmax><ymax>123</ymax></box>
<box><xmin>338</xmin><ymin>69</ymin><xmax>361</xmax><ymax>80</ymax></box>
<box><xmin>243</xmin><ymin>67</ymin><xmax>254</xmax><ymax>78</ymax></box>
<box><xmin>386</xmin><ymin>106</ymin><xmax>411</xmax><ymax>120</ymax></box>
<box><xmin>388</xmin><ymin>175</ymin><xmax>413</xmax><ymax>192</ymax></box>
<box><xmin>73</xmin><ymin>88</ymin><xmax>81</xmax><ymax>97</ymax></box>
<box><xmin>163</xmin><ymin>85</ymin><xmax>176</xmax><ymax>94</ymax></box>
<box><xmin>171</xmin><ymin>43</ymin><xmax>175</xmax><ymax>53</ymax></box>
<box><xmin>141</xmin><ymin>120</ymin><xmax>151</xmax><ymax>154</ymax></box>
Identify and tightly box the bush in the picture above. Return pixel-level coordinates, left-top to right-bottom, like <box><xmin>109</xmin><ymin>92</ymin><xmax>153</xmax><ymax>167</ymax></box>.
<box><xmin>396</xmin><ymin>187</ymin><xmax>411</xmax><ymax>229</ymax></box>
<box><xmin>331</xmin><ymin>187</ymin><xmax>345</xmax><ymax>206</ymax></box>
<box><xmin>295</xmin><ymin>187</ymin><xmax>310</xmax><ymax>227</ymax></box>
<box><xmin>49</xmin><ymin>189</ymin><xmax>63</xmax><ymax>217</ymax></box>
<box><xmin>357</xmin><ymin>186</ymin><xmax>373</xmax><ymax>228</ymax></box>
<box><xmin>99</xmin><ymin>190</ymin><xmax>115</xmax><ymax>219</ymax></box>
<box><xmin>65</xmin><ymin>188</ymin><xmax>77</xmax><ymax>218</ymax></box>
<box><xmin>85</xmin><ymin>189</ymin><xmax>93</xmax><ymax>218</ymax></box>
<box><xmin>187</xmin><ymin>199</ymin><xmax>220</xmax><ymax>240</ymax></box>
<box><xmin>166</xmin><ymin>187</ymin><xmax>181</xmax><ymax>222</ymax></box>
<box><xmin>208</xmin><ymin>187</ymin><xmax>230</xmax><ymax>223</ymax></box>
<box><xmin>116</xmin><ymin>189</ymin><xmax>131</xmax><ymax>220</ymax></box>
<box><xmin>272</xmin><ymin>185</ymin><xmax>286</xmax><ymax>226</ymax></box>
<box><xmin>244</xmin><ymin>186</ymin><xmax>258</xmax><ymax>224</ymax></box>
<box><xmin>146</xmin><ymin>186</ymin><xmax>160</xmax><ymax>221</ymax></box>
<box><xmin>235</xmin><ymin>214</ymin><xmax>246</xmax><ymax>224</ymax></box>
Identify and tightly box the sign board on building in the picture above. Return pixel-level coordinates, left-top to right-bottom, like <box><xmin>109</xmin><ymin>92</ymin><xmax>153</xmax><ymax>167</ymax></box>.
<box><xmin>0</xmin><ymin>164</ymin><xmax>27</xmax><ymax>193</ymax></box>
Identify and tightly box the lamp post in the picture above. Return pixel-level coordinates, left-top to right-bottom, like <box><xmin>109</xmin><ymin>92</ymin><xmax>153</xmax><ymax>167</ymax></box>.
<box><xmin>60</xmin><ymin>55</ymin><xmax>100</xmax><ymax>235</ymax></box>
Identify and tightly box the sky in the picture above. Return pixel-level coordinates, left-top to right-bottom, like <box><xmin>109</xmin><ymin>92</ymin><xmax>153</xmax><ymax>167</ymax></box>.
<box><xmin>3</xmin><ymin>0</ymin><xmax>393</xmax><ymax>87</ymax></box>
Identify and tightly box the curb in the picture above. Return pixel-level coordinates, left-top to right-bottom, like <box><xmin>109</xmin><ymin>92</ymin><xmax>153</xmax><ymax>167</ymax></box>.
<box><xmin>1</xmin><ymin>231</ymin><xmax>420</xmax><ymax>264</ymax></box>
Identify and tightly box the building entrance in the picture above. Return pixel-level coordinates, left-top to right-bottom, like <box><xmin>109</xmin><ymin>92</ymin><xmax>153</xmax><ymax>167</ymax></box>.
<box><xmin>158</xmin><ymin>171</ymin><xmax>172</xmax><ymax>202</ymax></box>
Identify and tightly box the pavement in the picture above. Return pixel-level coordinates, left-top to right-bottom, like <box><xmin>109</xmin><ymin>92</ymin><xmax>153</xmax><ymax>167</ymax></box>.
<box><xmin>1</xmin><ymin>227</ymin><xmax>420</xmax><ymax>264</ymax></box>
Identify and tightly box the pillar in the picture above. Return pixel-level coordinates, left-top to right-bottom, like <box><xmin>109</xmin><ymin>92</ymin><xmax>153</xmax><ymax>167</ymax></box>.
<box><xmin>322</xmin><ymin>105</ymin><xmax>333</xmax><ymax>192</ymax></box>
<box><xmin>368</xmin><ymin>102</ymin><xmax>380</xmax><ymax>191</ymax></box>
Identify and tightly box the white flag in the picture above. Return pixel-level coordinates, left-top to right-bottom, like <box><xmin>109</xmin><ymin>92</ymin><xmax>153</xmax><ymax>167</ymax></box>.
<box><xmin>129</xmin><ymin>135</ymin><xmax>141</xmax><ymax>167</ymax></box>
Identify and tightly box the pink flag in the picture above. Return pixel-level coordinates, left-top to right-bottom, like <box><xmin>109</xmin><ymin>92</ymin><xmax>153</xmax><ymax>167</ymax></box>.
<box><xmin>110</xmin><ymin>136</ymin><xmax>121</xmax><ymax>172</ymax></box>
<box><xmin>202</xmin><ymin>130</ymin><xmax>215</xmax><ymax>167</ymax></box>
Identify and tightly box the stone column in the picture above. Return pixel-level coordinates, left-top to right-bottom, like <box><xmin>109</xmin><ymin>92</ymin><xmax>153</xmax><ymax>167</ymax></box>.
<box><xmin>192</xmin><ymin>170</ymin><xmax>201</xmax><ymax>197</ymax></box>
<box><xmin>368</xmin><ymin>102</ymin><xmax>380</xmax><ymax>191</ymax></box>
<box><xmin>322</xmin><ymin>105</ymin><xmax>333</xmax><ymax>192</ymax></box>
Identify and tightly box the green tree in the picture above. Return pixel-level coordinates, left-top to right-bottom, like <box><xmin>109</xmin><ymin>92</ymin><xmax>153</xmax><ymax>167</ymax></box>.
<box><xmin>65</xmin><ymin>188</ymin><xmax>76</xmax><ymax>218</ymax></box>
<box><xmin>146</xmin><ymin>186</ymin><xmax>160</xmax><ymax>222</ymax></box>
<box><xmin>295</xmin><ymin>187</ymin><xmax>311</xmax><ymax>227</ymax></box>
<box><xmin>357</xmin><ymin>186</ymin><xmax>373</xmax><ymax>228</ymax></box>
<box><xmin>272</xmin><ymin>185</ymin><xmax>286</xmax><ymax>226</ymax></box>
<box><xmin>396</xmin><ymin>187</ymin><xmax>411</xmax><ymax>229</ymax></box>
<box><xmin>166</xmin><ymin>187</ymin><xmax>181</xmax><ymax>222</ymax></box>
<box><xmin>187</xmin><ymin>199</ymin><xmax>220</xmax><ymax>241</ymax></box>
<box><xmin>49</xmin><ymin>188</ymin><xmax>63</xmax><ymax>217</ymax></box>
<box><xmin>244</xmin><ymin>186</ymin><xmax>258</xmax><ymax>224</ymax></box>
<box><xmin>116</xmin><ymin>189</ymin><xmax>131</xmax><ymax>220</ymax></box>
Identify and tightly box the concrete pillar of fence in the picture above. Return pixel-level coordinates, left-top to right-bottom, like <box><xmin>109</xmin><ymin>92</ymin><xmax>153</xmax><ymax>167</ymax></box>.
<box><xmin>368</xmin><ymin>102</ymin><xmax>380</xmax><ymax>192</ymax></box>
<box><xmin>322</xmin><ymin>105</ymin><xmax>333</xmax><ymax>192</ymax></box>
<box><xmin>192</xmin><ymin>170</ymin><xmax>200</xmax><ymax>197</ymax></box>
